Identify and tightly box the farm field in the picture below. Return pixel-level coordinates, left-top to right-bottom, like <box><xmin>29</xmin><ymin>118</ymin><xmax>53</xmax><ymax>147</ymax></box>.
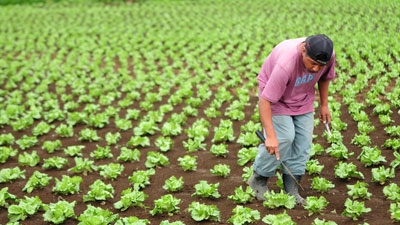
<box><xmin>0</xmin><ymin>0</ymin><xmax>400</xmax><ymax>224</ymax></box>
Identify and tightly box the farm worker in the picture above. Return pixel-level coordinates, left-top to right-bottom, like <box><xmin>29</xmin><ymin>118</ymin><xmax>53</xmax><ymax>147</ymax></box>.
<box><xmin>249</xmin><ymin>34</ymin><xmax>335</xmax><ymax>205</ymax></box>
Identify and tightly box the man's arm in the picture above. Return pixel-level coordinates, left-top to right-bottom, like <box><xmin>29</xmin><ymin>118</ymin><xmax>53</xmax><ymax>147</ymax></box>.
<box><xmin>259</xmin><ymin>98</ymin><xmax>280</xmax><ymax>160</ymax></box>
<box><xmin>317</xmin><ymin>79</ymin><xmax>331</xmax><ymax>123</ymax></box>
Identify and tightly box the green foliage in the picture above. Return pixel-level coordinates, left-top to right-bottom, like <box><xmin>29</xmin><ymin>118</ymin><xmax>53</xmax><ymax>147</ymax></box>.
<box><xmin>227</xmin><ymin>186</ymin><xmax>255</xmax><ymax>204</ymax></box>
<box><xmin>83</xmin><ymin>179</ymin><xmax>115</xmax><ymax>202</ymax></box>
<box><xmin>78</xmin><ymin>205</ymin><xmax>119</xmax><ymax>225</ymax></box>
<box><xmin>42</xmin><ymin>200</ymin><xmax>77</xmax><ymax>224</ymax></box>
<box><xmin>210</xmin><ymin>164</ymin><xmax>230</xmax><ymax>177</ymax></box>
<box><xmin>263</xmin><ymin>190</ymin><xmax>296</xmax><ymax>209</ymax></box>
<box><xmin>150</xmin><ymin>194</ymin><xmax>181</xmax><ymax>216</ymax></box>
<box><xmin>188</xmin><ymin>201</ymin><xmax>221</xmax><ymax>222</ymax></box>
<box><xmin>262</xmin><ymin>210</ymin><xmax>295</xmax><ymax>225</ymax></box>
<box><xmin>227</xmin><ymin>205</ymin><xmax>259</xmax><ymax>225</ymax></box>
<box><xmin>8</xmin><ymin>196</ymin><xmax>42</xmax><ymax>222</ymax></box>
<box><xmin>192</xmin><ymin>180</ymin><xmax>221</xmax><ymax>199</ymax></box>
<box><xmin>304</xmin><ymin>196</ymin><xmax>329</xmax><ymax>215</ymax></box>
<box><xmin>163</xmin><ymin>176</ymin><xmax>184</xmax><ymax>192</ymax></box>
<box><xmin>52</xmin><ymin>175</ymin><xmax>83</xmax><ymax>195</ymax></box>
<box><xmin>342</xmin><ymin>198</ymin><xmax>371</xmax><ymax>221</ymax></box>
<box><xmin>114</xmin><ymin>186</ymin><xmax>148</xmax><ymax>211</ymax></box>
<box><xmin>0</xmin><ymin>167</ymin><xmax>25</xmax><ymax>183</ymax></box>
<box><xmin>23</xmin><ymin>171</ymin><xmax>52</xmax><ymax>193</ymax></box>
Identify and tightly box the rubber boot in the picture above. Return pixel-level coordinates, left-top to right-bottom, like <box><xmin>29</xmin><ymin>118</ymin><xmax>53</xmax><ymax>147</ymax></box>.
<box><xmin>248</xmin><ymin>171</ymin><xmax>269</xmax><ymax>201</ymax></box>
<box><xmin>283</xmin><ymin>174</ymin><xmax>305</xmax><ymax>205</ymax></box>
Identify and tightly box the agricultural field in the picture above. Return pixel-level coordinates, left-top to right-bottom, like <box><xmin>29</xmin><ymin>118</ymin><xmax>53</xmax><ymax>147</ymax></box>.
<box><xmin>0</xmin><ymin>0</ymin><xmax>399</xmax><ymax>224</ymax></box>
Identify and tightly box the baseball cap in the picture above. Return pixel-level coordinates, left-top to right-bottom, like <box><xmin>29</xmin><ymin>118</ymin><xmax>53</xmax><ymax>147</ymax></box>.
<box><xmin>305</xmin><ymin>34</ymin><xmax>333</xmax><ymax>65</ymax></box>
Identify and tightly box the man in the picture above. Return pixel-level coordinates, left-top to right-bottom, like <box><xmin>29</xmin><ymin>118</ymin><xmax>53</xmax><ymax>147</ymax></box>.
<box><xmin>249</xmin><ymin>34</ymin><xmax>335</xmax><ymax>205</ymax></box>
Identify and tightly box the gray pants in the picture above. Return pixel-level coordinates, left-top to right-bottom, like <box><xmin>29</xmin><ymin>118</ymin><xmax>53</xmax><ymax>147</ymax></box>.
<box><xmin>253</xmin><ymin>112</ymin><xmax>314</xmax><ymax>177</ymax></box>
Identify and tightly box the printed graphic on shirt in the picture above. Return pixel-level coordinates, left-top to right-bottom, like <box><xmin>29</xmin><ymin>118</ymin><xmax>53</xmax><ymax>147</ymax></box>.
<box><xmin>294</xmin><ymin>74</ymin><xmax>314</xmax><ymax>87</ymax></box>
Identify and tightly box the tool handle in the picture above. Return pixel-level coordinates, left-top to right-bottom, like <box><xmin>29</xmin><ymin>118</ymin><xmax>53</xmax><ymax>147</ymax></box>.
<box><xmin>255</xmin><ymin>130</ymin><xmax>266</xmax><ymax>143</ymax></box>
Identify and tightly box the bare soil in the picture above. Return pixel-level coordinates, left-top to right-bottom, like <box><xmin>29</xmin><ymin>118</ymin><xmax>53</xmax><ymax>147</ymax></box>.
<box><xmin>1</xmin><ymin>84</ymin><xmax>399</xmax><ymax>225</ymax></box>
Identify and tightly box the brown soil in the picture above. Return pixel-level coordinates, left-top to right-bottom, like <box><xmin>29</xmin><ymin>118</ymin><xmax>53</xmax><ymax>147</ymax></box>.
<box><xmin>1</xmin><ymin>85</ymin><xmax>400</xmax><ymax>225</ymax></box>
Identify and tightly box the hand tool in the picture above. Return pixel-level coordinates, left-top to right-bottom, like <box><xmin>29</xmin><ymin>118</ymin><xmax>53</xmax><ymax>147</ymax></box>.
<box><xmin>324</xmin><ymin>122</ymin><xmax>332</xmax><ymax>136</ymax></box>
<box><xmin>255</xmin><ymin>130</ymin><xmax>305</xmax><ymax>191</ymax></box>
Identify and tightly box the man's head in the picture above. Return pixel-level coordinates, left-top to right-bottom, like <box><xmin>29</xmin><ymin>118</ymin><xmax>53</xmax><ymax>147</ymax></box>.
<box><xmin>302</xmin><ymin>34</ymin><xmax>333</xmax><ymax>73</ymax></box>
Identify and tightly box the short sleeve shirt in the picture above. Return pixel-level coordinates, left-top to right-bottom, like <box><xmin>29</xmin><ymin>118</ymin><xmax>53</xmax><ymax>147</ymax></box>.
<box><xmin>257</xmin><ymin>37</ymin><xmax>336</xmax><ymax>115</ymax></box>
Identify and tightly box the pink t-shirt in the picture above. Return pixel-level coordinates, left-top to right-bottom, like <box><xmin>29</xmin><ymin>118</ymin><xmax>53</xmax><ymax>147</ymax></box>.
<box><xmin>257</xmin><ymin>37</ymin><xmax>336</xmax><ymax>116</ymax></box>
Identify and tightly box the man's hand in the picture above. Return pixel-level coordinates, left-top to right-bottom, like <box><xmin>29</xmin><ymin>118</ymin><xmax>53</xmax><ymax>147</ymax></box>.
<box><xmin>319</xmin><ymin>105</ymin><xmax>331</xmax><ymax>124</ymax></box>
<box><xmin>265</xmin><ymin>135</ymin><xmax>280</xmax><ymax>160</ymax></box>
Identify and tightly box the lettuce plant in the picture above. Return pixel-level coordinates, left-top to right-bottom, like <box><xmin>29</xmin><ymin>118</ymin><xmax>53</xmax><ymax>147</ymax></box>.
<box><xmin>150</xmin><ymin>194</ymin><xmax>181</xmax><ymax>216</ymax></box>
<box><xmin>192</xmin><ymin>180</ymin><xmax>221</xmax><ymax>199</ymax></box>
<box><xmin>312</xmin><ymin>218</ymin><xmax>338</xmax><ymax>225</ymax></box>
<box><xmin>68</xmin><ymin>157</ymin><xmax>98</xmax><ymax>176</ymax></box>
<box><xmin>383</xmin><ymin>138</ymin><xmax>400</xmax><ymax>150</ymax></box>
<box><xmin>304</xmin><ymin>196</ymin><xmax>329</xmax><ymax>215</ymax></box>
<box><xmin>8</xmin><ymin>196</ymin><xmax>42</xmax><ymax>222</ymax></box>
<box><xmin>127</xmin><ymin>135</ymin><xmax>150</xmax><ymax>147</ymax></box>
<box><xmin>90</xmin><ymin>145</ymin><xmax>113</xmax><ymax>159</ymax></box>
<box><xmin>42</xmin><ymin>156</ymin><xmax>68</xmax><ymax>169</ymax></box>
<box><xmin>227</xmin><ymin>185</ymin><xmax>255</xmax><ymax>204</ymax></box>
<box><xmin>63</xmin><ymin>145</ymin><xmax>85</xmax><ymax>157</ymax></box>
<box><xmin>41</xmin><ymin>140</ymin><xmax>62</xmax><ymax>153</ymax></box>
<box><xmin>32</xmin><ymin>121</ymin><xmax>53</xmax><ymax>136</ymax></box>
<box><xmin>0</xmin><ymin>187</ymin><xmax>17</xmax><ymax>207</ymax></box>
<box><xmin>52</xmin><ymin>175</ymin><xmax>83</xmax><ymax>195</ymax></box>
<box><xmin>210</xmin><ymin>143</ymin><xmax>229</xmax><ymax>157</ymax></box>
<box><xmin>383</xmin><ymin>183</ymin><xmax>400</xmax><ymax>201</ymax></box>
<box><xmin>311</xmin><ymin>177</ymin><xmax>335</xmax><ymax>193</ymax></box>
<box><xmin>42</xmin><ymin>200</ymin><xmax>76</xmax><ymax>224</ymax></box>
<box><xmin>188</xmin><ymin>201</ymin><xmax>221</xmax><ymax>222</ymax></box>
<box><xmin>351</xmin><ymin>133</ymin><xmax>371</xmax><ymax>147</ymax></box>
<box><xmin>347</xmin><ymin>181</ymin><xmax>372</xmax><ymax>200</ymax></box>
<box><xmin>155</xmin><ymin>136</ymin><xmax>174</xmax><ymax>152</ymax></box>
<box><xmin>237</xmin><ymin>147</ymin><xmax>257</xmax><ymax>166</ymax></box>
<box><xmin>263</xmin><ymin>190</ymin><xmax>296</xmax><ymax>209</ymax></box>
<box><xmin>183</xmin><ymin>138</ymin><xmax>207</xmax><ymax>152</ymax></box>
<box><xmin>342</xmin><ymin>198</ymin><xmax>371</xmax><ymax>221</ymax></box>
<box><xmin>210</xmin><ymin>164</ymin><xmax>231</xmax><ymax>177</ymax></box>
<box><xmin>18</xmin><ymin>150</ymin><xmax>40</xmax><ymax>167</ymax></box>
<box><xmin>23</xmin><ymin>171</ymin><xmax>52</xmax><ymax>193</ymax></box>
<box><xmin>357</xmin><ymin>145</ymin><xmax>386</xmax><ymax>167</ymax></box>
<box><xmin>310</xmin><ymin>143</ymin><xmax>325</xmax><ymax>158</ymax></box>
<box><xmin>326</xmin><ymin>143</ymin><xmax>354</xmax><ymax>160</ymax></box>
<box><xmin>0</xmin><ymin>167</ymin><xmax>25</xmax><ymax>183</ymax></box>
<box><xmin>262</xmin><ymin>210</ymin><xmax>295</xmax><ymax>225</ymax></box>
<box><xmin>128</xmin><ymin>168</ymin><xmax>155</xmax><ymax>189</ymax></box>
<box><xmin>145</xmin><ymin>151</ymin><xmax>170</xmax><ymax>168</ymax></box>
<box><xmin>79</xmin><ymin>128</ymin><xmax>101</xmax><ymax>142</ymax></box>
<box><xmin>0</xmin><ymin>146</ymin><xmax>17</xmax><ymax>163</ymax></box>
<box><xmin>83</xmin><ymin>179</ymin><xmax>115</xmax><ymax>202</ymax></box>
<box><xmin>334</xmin><ymin>161</ymin><xmax>364</xmax><ymax>180</ymax></box>
<box><xmin>78</xmin><ymin>205</ymin><xmax>118</xmax><ymax>224</ymax></box>
<box><xmin>16</xmin><ymin>135</ymin><xmax>38</xmax><ymax>150</ymax></box>
<box><xmin>114</xmin><ymin>186</ymin><xmax>148</xmax><ymax>211</ymax></box>
<box><xmin>163</xmin><ymin>176</ymin><xmax>184</xmax><ymax>192</ymax></box>
<box><xmin>390</xmin><ymin>202</ymin><xmax>400</xmax><ymax>222</ymax></box>
<box><xmin>306</xmin><ymin>159</ymin><xmax>325</xmax><ymax>175</ymax></box>
<box><xmin>115</xmin><ymin>117</ymin><xmax>133</xmax><ymax>131</ymax></box>
<box><xmin>0</xmin><ymin>133</ymin><xmax>15</xmax><ymax>145</ymax></box>
<box><xmin>161</xmin><ymin>121</ymin><xmax>183</xmax><ymax>136</ymax></box>
<box><xmin>390</xmin><ymin>151</ymin><xmax>400</xmax><ymax>169</ymax></box>
<box><xmin>105</xmin><ymin>132</ymin><xmax>121</xmax><ymax>145</ymax></box>
<box><xmin>115</xmin><ymin>216</ymin><xmax>150</xmax><ymax>225</ymax></box>
<box><xmin>236</xmin><ymin>131</ymin><xmax>260</xmax><ymax>146</ymax></box>
<box><xmin>212</xmin><ymin>119</ymin><xmax>235</xmax><ymax>142</ymax></box>
<box><xmin>178</xmin><ymin>155</ymin><xmax>197</xmax><ymax>171</ymax></box>
<box><xmin>371</xmin><ymin>166</ymin><xmax>395</xmax><ymax>185</ymax></box>
<box><xmin>98</xmin><ymin>163</ymin><xmax>124</xmax><ymax>180</ymax></box>
<box><xmin>117</xmin><ymin>147</ymin><xmax>141</xmax><ymax>162</ymax></box>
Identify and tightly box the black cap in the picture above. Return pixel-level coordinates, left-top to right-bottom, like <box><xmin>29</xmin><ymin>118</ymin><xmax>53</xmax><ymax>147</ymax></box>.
<box><xmin>305</xmin><ymin>34</ymin><xmax>333</xmax><ymax>65</ymax></box>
